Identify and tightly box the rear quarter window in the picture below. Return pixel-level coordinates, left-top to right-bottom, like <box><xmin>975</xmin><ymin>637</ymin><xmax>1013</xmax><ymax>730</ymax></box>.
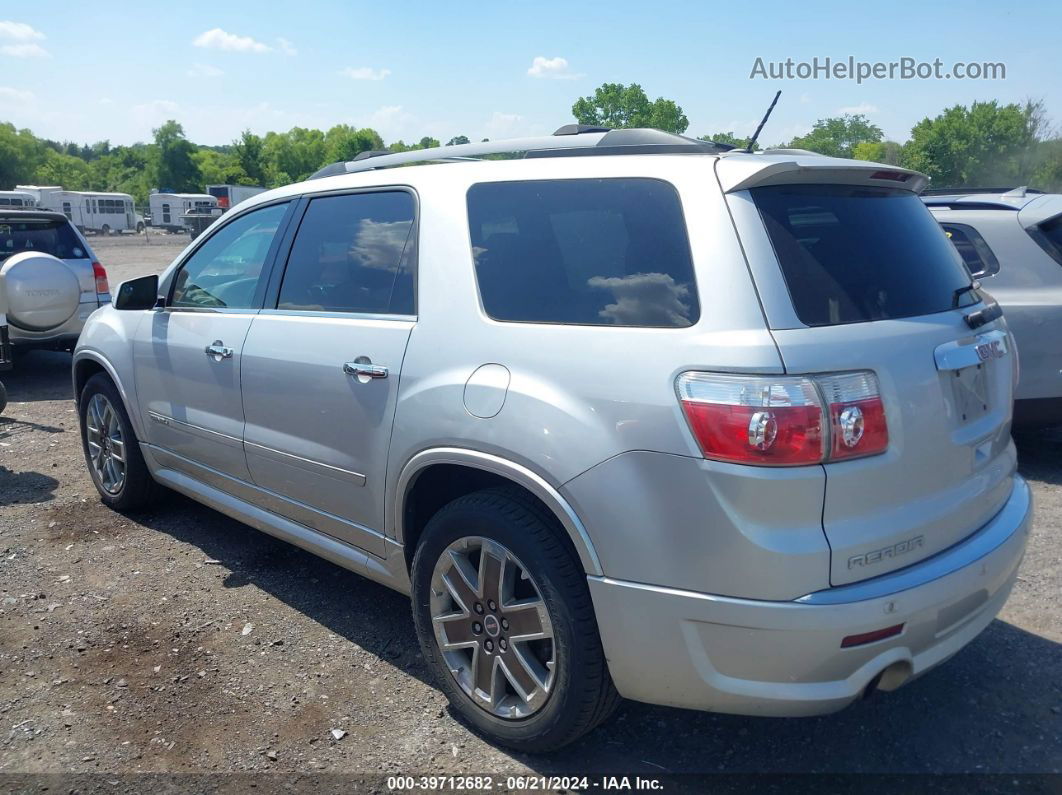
<box><xmin>467</xmin><ymin>178</ymin><xmax>699</xmax><ymax>328</ymax></box>
<box><xmin>752</xmin><ymin>185</ymin><xmax>971</xmax><ymax>326</ymax></box>
<box><xmin>941</xmin><ymin>223</ymin><xmax>1000</xmax><ymax>278</ymax></box>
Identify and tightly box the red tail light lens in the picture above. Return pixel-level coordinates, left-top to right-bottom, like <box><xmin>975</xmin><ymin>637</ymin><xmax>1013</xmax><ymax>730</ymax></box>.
<box><xmin>92</xmin><ymin>261</ymin><xmax>110</xmax><ymax>295</ymax></box>
<box><xmin>677</xmin><ymin>373</ymin><xmax>825</xmax><ymax>466</ymax></box>
<box><xmin>817</xmin><ymin>372</ymin><xmax>889</xmax><ymax>461</ymax></box>
<box><xmin>676</xmin><ymin>371</ymin><xmax>888</xmax><ymax>467</ymax></box>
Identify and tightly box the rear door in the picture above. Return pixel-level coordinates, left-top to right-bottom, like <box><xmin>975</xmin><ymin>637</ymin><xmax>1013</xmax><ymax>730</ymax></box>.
<box><xmin>133</xmin><ymin>201</ymin><xmax>291</xmax><ymax>483</ymax></box>
<box><xmin>729</xmin><ymin>180</ymin><xmax>1016</xmax><ymax>586</ymax></box>
<box><xmin>239</xmin><ymin>189</ymin><xmax>417</xmax><ymax>555</ymax></box>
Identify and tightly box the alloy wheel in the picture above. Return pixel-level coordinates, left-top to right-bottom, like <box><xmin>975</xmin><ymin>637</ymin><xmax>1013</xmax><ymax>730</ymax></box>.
<box><xmin>429</xmin><ymin>536</ymin><xmax>556</xmax><ymax>719</ymax></box>
<box><xmin>85</xmin><ymin>393</ymin><xmax>126</xmax><ymax>494</ymax></box>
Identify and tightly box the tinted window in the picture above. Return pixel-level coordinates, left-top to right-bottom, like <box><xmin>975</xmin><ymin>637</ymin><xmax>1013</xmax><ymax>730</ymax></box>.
<box><xmin>171</xmin><ymin>202</ymin><xmax>288</xmax><ymax>309</ymax></box>
<box><xmin>1029</xmin><ymin>215</ymin><xmax>1062</xmax><ymax>267</ymax></box>
<box><xmin>0</xmin><ymin>218</ymin><xmax>86</xmax><ymax>261</ymax></box>
<box><xmin>468</xmin><ymin>179</ymin><xmax>698</xmax><ymax>327</ymax></box>
<box><xmin>941</xmin><ymin>223</ymin><xmax>999</xmax><ymax>278</ymax></box>
<box><xmin>277</xmin><ymin>191</ymin><xmax>415</xmax><ymax>315</ymax></box>
<box><xmin>752</xmin><ymin>185</ymin><xmax>971</xmax><ymax>326</ymax></box>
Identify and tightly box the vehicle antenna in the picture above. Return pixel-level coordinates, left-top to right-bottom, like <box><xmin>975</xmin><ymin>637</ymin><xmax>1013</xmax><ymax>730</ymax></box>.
<box><xmin>745</xmin><ymin>90</ymin><xmax>782</xmax><ymax>153</ymax></box>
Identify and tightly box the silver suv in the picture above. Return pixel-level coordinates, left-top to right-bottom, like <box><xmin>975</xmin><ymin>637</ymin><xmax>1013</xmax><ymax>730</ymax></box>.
<box><xmin>0</xmin><ymin>209</ymin><xmax>111</xmax><ymax>354</ymax></box>
<box><xmin>924</xmin><ymin>188</ymin><xmax>1062</xmax><ymax>426</ymax></box>
<box><xmin>73</xmin><ymin>128</ymin><xmax>1033</xmax><ymax>751</ymax></box>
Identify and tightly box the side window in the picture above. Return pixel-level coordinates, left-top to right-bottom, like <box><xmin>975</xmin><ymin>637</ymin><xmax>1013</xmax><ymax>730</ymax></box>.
<box><xmin>277</xmin><ymin>191</ymin><xmax>415</xmax><ymax>315</ymax></box>
<box><xmin>171</xmin><ymin>202</ymin><xmax>288</xmax><ymax>310</ymax></box>
<box><xmin>467</xmin><ymin>178</ymin><xmax>699</xmax><ymax>327</ymax></box>
<box><xmin>162</xmin><ymin>203</ymin><xmax>171</xmax><ymax>224</ymax></box>
<box><xmin>942</xmin><ymin>223</ymin><xmax>1000</xmax><ymax>278</ymax></box>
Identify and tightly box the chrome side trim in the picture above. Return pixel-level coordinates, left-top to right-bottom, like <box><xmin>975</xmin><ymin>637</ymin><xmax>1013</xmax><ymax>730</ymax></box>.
<box><xmin>147</xmin><ymin>411</ymin><xmax>242</xmax><ymax>447</ymax></box>
<box><xmin>393</xmin><ymin>447</ymin><xmax>603</xmax><ymax>576</ymax></box>
<box><xmin>244</xmin><ymin>440</ymin><xmax>367</xmax><ymax>486</ymax></box>
<box><xmin>797</xmin><ymin>475</ymin><xmax>1031</xmax><ymax>605</ymax></box>
<box><xmin>146</xmin><ymin>444</ymin><xmax>385</xmax><ymax>557</ymax></box>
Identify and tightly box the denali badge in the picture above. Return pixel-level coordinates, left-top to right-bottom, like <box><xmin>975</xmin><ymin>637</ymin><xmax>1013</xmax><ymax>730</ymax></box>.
<box><xmin>848</xmin><ymin>535</ymin><xmax>924</xmax><ymax>569</ymax></box>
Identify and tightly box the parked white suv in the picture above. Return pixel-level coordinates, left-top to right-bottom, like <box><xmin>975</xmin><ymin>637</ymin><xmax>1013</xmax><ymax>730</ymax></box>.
<box><xmin>73</xmin><ymin>128</ymin><xmax>1032</xmax><ymax>751</ymax></box>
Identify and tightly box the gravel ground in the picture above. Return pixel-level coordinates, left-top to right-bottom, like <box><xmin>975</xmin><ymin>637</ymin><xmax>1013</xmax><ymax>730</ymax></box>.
<box><xmin>0</xmin><ymin>237</ymin><xmax>1059</xmax><ymax>782</ymax></box>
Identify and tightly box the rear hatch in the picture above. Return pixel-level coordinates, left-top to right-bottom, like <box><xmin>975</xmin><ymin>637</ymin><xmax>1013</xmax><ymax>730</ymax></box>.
<box><xmin>722</xmin><ymin>164</ymin><xmax>1016</xmax><ymax>586</ymax></box>
<box><xmin>0</xmin><ymin>213</ymin><xmax>97</xmax><ymax>300</ymax></box>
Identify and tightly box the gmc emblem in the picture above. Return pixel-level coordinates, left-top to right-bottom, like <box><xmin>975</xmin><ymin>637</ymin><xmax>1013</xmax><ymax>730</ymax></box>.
<box><xmin>975</xmin><ymin>339</ymin><xmax>1006</xmax><ymax>361</ymax></box>
<box><xmin>848</xmin><ymin>536</ymin><xmax>925</xmax><ymax>569</ymax></box>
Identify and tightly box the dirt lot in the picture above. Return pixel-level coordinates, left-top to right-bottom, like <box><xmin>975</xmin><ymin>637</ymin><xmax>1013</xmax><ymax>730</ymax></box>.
<box><xmin>1</xmin><ymin>236</ymin><xmax>1060</xmax><ymax>783</ymax></box>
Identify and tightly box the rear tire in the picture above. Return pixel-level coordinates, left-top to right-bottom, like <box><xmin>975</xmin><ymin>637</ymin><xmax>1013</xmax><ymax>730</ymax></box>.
<box><xmin>0</xmin><ymin>380</ymin><xmax>7</xmax><ymax>415</ymax></box>
<box><xmin>101</xmin><ymin>224</ymin><xmax>111</xmax><ymax>236</ymax></box>
<box><xmin>411</xmin><ymin>487</ymin><xmax>620</xmax><ymax>752</ymax></box>
<box><xmin>136</xmin><ymin>222</ymin><xmax>145</xmax><ymax>234</ymax></box>
<box><xmin>79</xmin><ymin>373</ymin><xmax>159</xmax><ymax>511</ymax></box>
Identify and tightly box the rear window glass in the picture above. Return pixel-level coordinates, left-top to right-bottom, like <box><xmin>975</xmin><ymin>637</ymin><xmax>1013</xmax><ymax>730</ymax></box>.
<box><xmin>468</xmin><ymin>178</ymin><xmax>699</xmax><ymax>327</ymax></box>
<box><xmin>0</xmin><ymin>218</ymin><xmax>86</xmax><ymax>262</ymax></box>
<box><xmin>1029</xmin><ymin>215</ymin><xmax>1062</xmax><ymax>266</ymax></box>
<box><xmin>751</xmin><ymin>185</ymin><xmax>971</xmax><ymax>326</ymax></box>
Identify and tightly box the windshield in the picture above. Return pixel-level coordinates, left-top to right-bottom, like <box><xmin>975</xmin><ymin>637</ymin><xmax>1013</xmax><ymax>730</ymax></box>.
<box><xmin>0</xmin><ymin>218</ymin><xmax>87</xmax><ymax>262</ymax></box>
<box><xmin>751</xmin><ymin>185</ymin><xmax>972</xmax><ymax>327</ymax></box>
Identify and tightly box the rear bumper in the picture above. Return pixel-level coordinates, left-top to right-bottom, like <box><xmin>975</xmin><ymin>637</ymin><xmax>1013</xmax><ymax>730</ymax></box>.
<box><xmin>589</xmin><ymin>475</ymin><xmax>1032</xmax><ymax>716</ymax></box>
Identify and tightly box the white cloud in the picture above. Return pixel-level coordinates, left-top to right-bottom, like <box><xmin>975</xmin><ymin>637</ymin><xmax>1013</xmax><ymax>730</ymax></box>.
<box><xmin>341</xmin><ymin>66</ymin><xmax>391</xmax><ymax>81</ymax></box>
<box><xmin>837</xmin><ymin>102</ymin><xmax>879</xmax><ymax>115</ymax></box>
<box><xmin>192</xmin><ymin>28</ymin><xmax>271</xmax><ymax>53</ymax></box>
<box><xmin>0</xmin><ymin>21</ymin><xmax>44</xmax><ymax>40</ymax></box>
<box><xmin>187</xmin><ymin>63</ymin><xmax>224</xmax><ymax>78</ymax></box>
<box><xmin>130</xmin><ymin>99</ymin><xmax>180</xmax><ymax>132</ymax></box>
<box><xmin>0</xmin><ymin>85</ymin><xmax>34</xmax><ymax>105</ymax></box>
<box><xmin>0</xmin><ymin>42</ymin><xmax>48</xmax><ymax>57</ymax></box>
<box><xmin>527</xmin><ymin>55</ymin><xmax>580</xmax><ymax>80</ymax></box>
<box><xmin>277</xmin><ymin>37</ymin><xmax>297</xmax><ymax>56</ymax></box>
<box><xmin>484</xmin><ymin>111</ymin><xmax>525</xmax><ymax>139</ymax></box>
<box><xmin>0</xmin><ymin>21</ymin><xmax>48</xmax><ymax>57</ymax></box>
<box><xmin>366</xmin><ymin>105</ymin><xmax>419</xmax><ymax>141</ymax></box>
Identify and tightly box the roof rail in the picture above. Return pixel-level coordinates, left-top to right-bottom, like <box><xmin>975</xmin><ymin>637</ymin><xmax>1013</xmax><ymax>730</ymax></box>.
<box><xmin>308</xmin><ymin>127</ymin><xmax>734</xmax><ymax>179</ymax></box>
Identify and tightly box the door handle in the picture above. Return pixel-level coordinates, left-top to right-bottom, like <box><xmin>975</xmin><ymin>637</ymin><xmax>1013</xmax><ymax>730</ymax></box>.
<box><xmin>343</xmin><ymin>361</ymin><xmax>388</xmax><ymax>380</ymax></box>
<box><xmin>205</xmin><ymin>341</ymin><xmax>234</xmax><ymax>360</ymax></box>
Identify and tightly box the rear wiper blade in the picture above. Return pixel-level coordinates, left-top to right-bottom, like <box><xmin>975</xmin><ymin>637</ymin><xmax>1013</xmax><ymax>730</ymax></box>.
<box><xmin>953</xmin><ymin>280</ymin><xmax>981</xmax><ymax>308</ymax></box>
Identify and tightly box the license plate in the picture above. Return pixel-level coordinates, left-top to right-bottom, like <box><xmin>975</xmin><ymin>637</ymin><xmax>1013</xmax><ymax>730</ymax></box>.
<box><xmin>951</xmin><ymin>362</ymin><xmax>990</xmax><ymax>423</ymax></box>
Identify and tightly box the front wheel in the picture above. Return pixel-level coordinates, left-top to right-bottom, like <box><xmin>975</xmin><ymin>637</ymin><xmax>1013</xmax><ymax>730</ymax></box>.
<box><xmin>136</xmin><ymin>222</ymin><xmax>145</xmax><ymax>234</ymax></box>
<box><xmin>79</xmin><ymin>373</ymin><xmax>159</xmax><ymax>511</ymax></box>
<box><xmin>411</xmin><ymin>488</ymin><xmax>620</xmax><ymax>752</ymax></box>
<box><xmin>100</xmin><ymin>224</ymin><xmax>111</xmax><ymax>236</ymax></box>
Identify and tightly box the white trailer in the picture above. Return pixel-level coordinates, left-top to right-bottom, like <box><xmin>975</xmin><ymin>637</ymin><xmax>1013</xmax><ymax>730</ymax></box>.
<box><xmin>0</xmin><ymin>190</ymin><xmax>37</xmax><ymax>208</ymax></box>
<box><xmin>148</xmin><ymin>193</ymin><xmax>218</xmax><ymax>231</ymax></box>
<box><xmin>206</xmin><ymin>184</ymin><xmax>266</xmax><ymax>210</ymax></box>
<box><xmin>16</xmin><ymin>186</ymin><xmax>144</xmax><ymax>234</ymax></box>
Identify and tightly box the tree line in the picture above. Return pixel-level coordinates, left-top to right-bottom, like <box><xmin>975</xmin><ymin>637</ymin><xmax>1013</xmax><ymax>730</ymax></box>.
<box><xmin>2</xmin><ymin>83</ymin><xmax>1060</xmax><ymax>205</ymax></box>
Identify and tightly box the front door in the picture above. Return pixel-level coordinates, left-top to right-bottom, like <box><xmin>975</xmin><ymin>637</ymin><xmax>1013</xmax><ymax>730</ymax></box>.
<box><xmin>133</xmin><ymin>201</ymin><xmax>291</xmax><ymax>485</ymax></box>
<box><xmin>240</xmin><ymin>189</ymin><xmax>417</xmax><ymax>555</ymax></box>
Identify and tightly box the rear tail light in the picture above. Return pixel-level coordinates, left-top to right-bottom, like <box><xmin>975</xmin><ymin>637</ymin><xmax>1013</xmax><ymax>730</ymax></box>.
<box><xmin>92</xmin><ymin>261</ymin><xmax>110</xmax><ymax>295</ymax></box>
<box><xmin>677</xmin><ymin>370</ymin><xmax>888</xmax><ymax>467</ymax></box>
<box><xmin>817</xmin><ymin>372</ymin><xmax>888</xmax><ymax>460</ymax></box>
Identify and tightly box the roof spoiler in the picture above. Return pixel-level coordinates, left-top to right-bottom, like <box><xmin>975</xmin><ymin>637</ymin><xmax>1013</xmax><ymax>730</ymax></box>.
<box><xmin>716</xmin><ymin>157</ymin><xmax>929</xmax><ymax>194</ymax></box>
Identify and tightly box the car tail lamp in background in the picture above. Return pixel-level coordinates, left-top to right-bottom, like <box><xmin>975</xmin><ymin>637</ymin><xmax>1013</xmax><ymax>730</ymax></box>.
<box><xmin>676</xmin><ymin>371</ymin><xmax>888</xmax><ymax>467</ymax></box>
<box><xmin>92</xmin><ymin>262</ymin><xmax>110</xmax><ymax>296</ymax></box>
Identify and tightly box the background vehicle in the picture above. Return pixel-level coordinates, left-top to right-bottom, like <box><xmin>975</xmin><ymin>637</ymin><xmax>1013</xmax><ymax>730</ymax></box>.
<box><xmin>148</xmin><ymin>192</ymin><xmax>219</xmax><ymax>232</ymax></box>
<box><xmin>925</xmin><ymin>187</ymin><xmax>1062</xmax><ymax>426</ymax></box>
<box><xmin>206</xmin><ymin>183</ymin><xmax>266</xmax><ymax>211</ymax></box>
<box><xmin>74</xmin><ymin>129</ymin><xmax>1031</xmax><ymax>752</ymax></box>
<box><xmin>16</xmin><ymin>186</ymin><xmax>145</xmax><ymax>235</ymax></box>
<box><xmin>0</xmin><ymin>311</ymin><xmax>9</xmax><ymax>414</ymax></box>
<box><xmin>0</xmin><ymin>209</ymin><xmax>110</xmax><ymax>354</ymax></box>
<box><xmin>0</xmin><ymin>190</ymin><xmax>38</xmax><ymax>208</ymax></box>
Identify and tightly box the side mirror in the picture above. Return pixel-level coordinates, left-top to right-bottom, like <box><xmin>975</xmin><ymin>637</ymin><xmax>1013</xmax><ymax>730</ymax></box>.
<box><xmin>114</xmin><ymin>274</ymin><xmax>161</xmax><ymax>310</ymax></box>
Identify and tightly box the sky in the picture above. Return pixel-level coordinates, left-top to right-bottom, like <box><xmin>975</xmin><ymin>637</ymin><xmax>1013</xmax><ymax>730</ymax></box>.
<box><xmin>1</xmin><ymin>1</ymin><xmax>1060</xmax><ymax>148</ymax></box>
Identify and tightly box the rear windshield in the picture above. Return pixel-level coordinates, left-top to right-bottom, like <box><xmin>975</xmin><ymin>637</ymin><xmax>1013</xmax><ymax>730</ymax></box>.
<box><xmin>0</xmin><ymin>218</ymin><xmax>86</xmax><ymax>262</ymax></box>
<box><xmin>468</xmin><ymin>178</ymin><xmax>699</xmax><ymax>327</ymax></box>
<box><xmin>751</xmin><ymin>185</ymin><xmax>971</xmax><ymax>326</ymax></box>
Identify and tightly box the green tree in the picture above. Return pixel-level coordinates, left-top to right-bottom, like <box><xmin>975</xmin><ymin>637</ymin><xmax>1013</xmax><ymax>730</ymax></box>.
<box><xmin>698</xmin><ymin>132</ymin><xmax>758</xmax><ymax>151</ymax></box>
<box><xmin>0</xmin><ymin>123</ymin><xmax>47</xmax><ymax>188</ymax></box>
<box><xmin>446</xmin><ymin>135</ymin><xmax>470</xmax><ymax>146</ymax></box>
<box><xmin>232</xmin><ymin>130</ymin><xmax>266</xmax><ymax>186</ymax></box>
<box><xmin>902</xmin><ymin>100</ymin><xmax>1039</xmax><ymax>187</ymax></box>
<box><xmin>787</xmin><ymin>114</ymin><xmax>883</xmax><ymax>158</ymax></box>
<box><xmin>34</xmin><ymin>149</ymin><xmax>92</xmax><ymax>190</ymax></box>
<box><xmin>417</xmin><ymin>136</ymin><xmax>441</xmax><ymax>149</ymax></box>
<box><xmin>324</xmin><ymin>124</ymin><xmax>384</xmax><ymax>163</ymax></box>
<box><xmin>571</xmin><ymin>83</ymin><xmax>689</xmax><ymax>133</ymax></box>
<box><xmin>261</xmin><ymin>127</ymin><xmax>327</xmax><ymax>186</ymax></box>
<box><xmin>193</xmin><ymin>149</ymin><xmax>249</xmax><ymax>186</ymax></box>
<box><xmin>149</xmin><ymin>120</ymin><xmax>201</xmax><ymax>191</ymax></box>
